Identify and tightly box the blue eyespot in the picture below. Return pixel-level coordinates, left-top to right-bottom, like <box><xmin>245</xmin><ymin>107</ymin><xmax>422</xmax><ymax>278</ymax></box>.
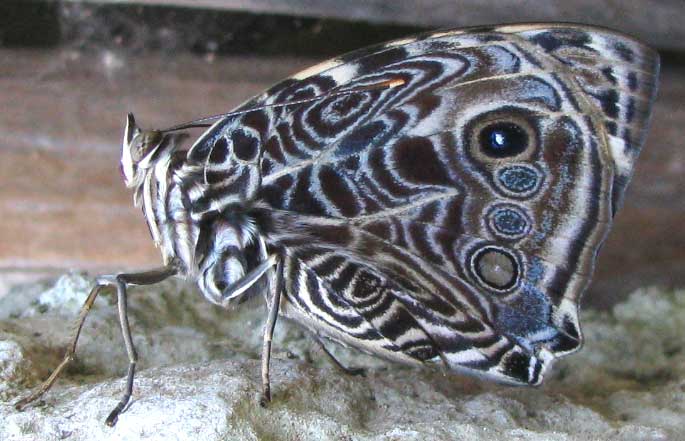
<box><xmin>479</xmin><ymin>122</ymin><xmax>528</xmax><ymax>158</ymax></box>
<box><xmin>489</xmin><ymin>206</ymin><xmax>530</xmax><ymax>239</ymax></box>
<box><xmin>496</xmin><ymin>165</ymin><xmax>542</xmax><ymax>196</ymax></box>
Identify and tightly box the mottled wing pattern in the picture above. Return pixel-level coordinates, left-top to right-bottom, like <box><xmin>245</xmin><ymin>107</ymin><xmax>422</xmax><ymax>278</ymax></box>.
<box><xmin>505</xmin><ymin>24</ymin><xmax>660</xmax><ymax>213</ymax></box>
<box><xmin>185</xmin><ymin>24</ymin><xmax>659</xmax><ymax>384</ymax></box>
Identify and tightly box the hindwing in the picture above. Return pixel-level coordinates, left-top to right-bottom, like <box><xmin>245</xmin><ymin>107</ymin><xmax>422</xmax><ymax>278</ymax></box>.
<box><xmin>185</xmin><ymin>24</ymin><xmax>659</xmax><ymax>384</ymax></box>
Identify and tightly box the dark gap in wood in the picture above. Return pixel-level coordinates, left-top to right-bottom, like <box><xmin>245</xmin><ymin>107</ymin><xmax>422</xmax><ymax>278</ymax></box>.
<box><xmin>1</xmin><ymin>1</ymin><xmax>426</xmax><ymax>57</ymax></box>
<box><xmin>0</xmin><ymin>0</ymin><xmax>61</xmax><ymax>47</ymax></box>
<box><xmin>658</xmin><ymin>50</ymin><xmax>685</xmax><ymax>67</ymax></box>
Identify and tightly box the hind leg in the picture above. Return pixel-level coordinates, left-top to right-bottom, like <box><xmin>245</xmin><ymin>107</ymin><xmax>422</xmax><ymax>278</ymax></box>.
<box><xmin>315</xmin><ymin>337</ymin><xmax>367</xmax><ymax>377</ymax></box>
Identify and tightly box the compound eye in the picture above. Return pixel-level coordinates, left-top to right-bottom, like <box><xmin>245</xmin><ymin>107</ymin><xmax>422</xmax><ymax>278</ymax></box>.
<box><xmin>479</xmin><ymin>122</ymin><xmax>529</xmax><ymax>158</ymax></box>
<box><xmin>130</xmin><ymin>130</ymin><xmax>163</xmax><ymax>162</ymax></box>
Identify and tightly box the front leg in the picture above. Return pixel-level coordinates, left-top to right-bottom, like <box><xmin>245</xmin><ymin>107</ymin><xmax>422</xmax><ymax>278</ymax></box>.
<box><xmin>199</xmin><ymin>244</ymin><xmax>282</xmax><ymax>406</ymax></box>
<box><xmin>15</xmin><ymin>265</ymin><xmax>177</xmax><ymax>426</ymax></box>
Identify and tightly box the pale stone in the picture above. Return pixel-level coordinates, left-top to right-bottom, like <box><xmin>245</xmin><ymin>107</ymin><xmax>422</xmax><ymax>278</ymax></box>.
<box><xmin>0</xmin><ymin>274</ymin><xmax>683</xmax><ymax>440</ymax></box>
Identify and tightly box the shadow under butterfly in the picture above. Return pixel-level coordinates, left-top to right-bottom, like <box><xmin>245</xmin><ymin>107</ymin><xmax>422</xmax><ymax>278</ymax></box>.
<box><xmin>16</xmin><ymin>23</ymin><xmax>659</xmax><ymax>425</ymax></box>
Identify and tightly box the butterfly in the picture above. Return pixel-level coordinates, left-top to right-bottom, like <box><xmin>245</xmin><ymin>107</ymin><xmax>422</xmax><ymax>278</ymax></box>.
<box><xmin>16</xmin><ymin>23</ymin><xmax>659</xmax><ymax>425</ymax></box>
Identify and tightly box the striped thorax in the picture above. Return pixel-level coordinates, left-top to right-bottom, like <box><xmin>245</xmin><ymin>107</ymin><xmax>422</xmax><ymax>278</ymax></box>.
<box><xmin>122</xmin><ymin>115</ymin><xmax>268</xmax><ymax>308</ymax></box>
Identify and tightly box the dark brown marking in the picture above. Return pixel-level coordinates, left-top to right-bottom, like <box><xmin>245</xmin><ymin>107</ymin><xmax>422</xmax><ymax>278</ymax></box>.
<box><xmin>368</xmin><ymin>147</ymin><xmax>413</xmax><ymax>198</ymax></box>
<box><xmin>357</xmin><ymin>47</ymin><xmax>409</xmax><ymax>75</ymax></box>
<box><xmin>289</xmin><ymin>168</ymin><xmax>327</xmax><ymax>216</ymax></box>
<box><xmin>318</xmin><ymin>165</ymin><xmax>361</xmax><ymax>217</ymax></box>
<box><xmin>308</xmin><ymin>223</ymin><xmax>353</xmax><ymax>247</ymax></box>
<box><xmin>601</xmin><ymin>67</ymin><xmax>617</xmax><ymax>85</ymax></box>
<box><xmin>393</xmin><ymin>137</ymin><xmax>451</xmax><ymax>186</ymax></box>
<box><xmin>408</xmin><ymin>222</ymin><xmax>444</xmax><ymax>265</ymax></box>
<box><xmin>232</xmin><ymin>129</ymin><xmax>260</xmax><ymax>162</ymax></box>
<box><xmin>209</xmin><ymin>137</ymin><xmax>229</xmax><ymax>164</ymax></box>
<box><xmin>363</xmin><ymin>220</ymin><xmax>392</xmax><ymax>243</ymax></box>
<box><xmin>627</xmin><ymin>71</ymin><xmax>638</xmax><ymax>91</ymax></box>
<box><xmin>264</xmin><ymin>135</ymin><xmax>286</xmax><ymax>165</ymax></box>
<box><xmin>613</xmin><ymin>41</ymin><xmax>635</xmax><ymax>62</ymax></box>
<box><xmin>530</xmin><ymin>29</ymin><xmax>591</xmax><ymax>53</ymax></box>
<box><xmin>335</xmin><ymin>121</ymin><xmax>386</xmax><ymax>157</ymax></box>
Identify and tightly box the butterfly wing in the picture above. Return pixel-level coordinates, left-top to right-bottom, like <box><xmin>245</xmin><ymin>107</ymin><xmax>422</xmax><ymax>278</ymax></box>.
<box><xmin>186</xmin><ymin>24</ymin><xmax>659</xmax><ymax>384</ymax></box>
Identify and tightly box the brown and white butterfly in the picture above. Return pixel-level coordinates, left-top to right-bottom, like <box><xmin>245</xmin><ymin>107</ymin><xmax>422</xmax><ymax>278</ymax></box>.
<box><xmin>17</xmin><ymin>23</ymin><xmax>659</xmax><ymax>425</ymax></box>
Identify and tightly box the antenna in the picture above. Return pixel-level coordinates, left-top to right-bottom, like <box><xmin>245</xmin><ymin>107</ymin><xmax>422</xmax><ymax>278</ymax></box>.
<box><xmin>162</xmin><ymin>78</ymin><xmax>405</xmax><ymax>133</ymax></box>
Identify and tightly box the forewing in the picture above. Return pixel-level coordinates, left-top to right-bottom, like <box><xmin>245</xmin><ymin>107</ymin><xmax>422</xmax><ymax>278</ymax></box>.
<box><xmin>187</xmin><ymin>24</ymin><xmax>659</xmax><ymax>384</ymax></box>
<box><xmin>506</xmin><ymin>23</ymin><xmax>660</xmax><ymax>213</ymax></box>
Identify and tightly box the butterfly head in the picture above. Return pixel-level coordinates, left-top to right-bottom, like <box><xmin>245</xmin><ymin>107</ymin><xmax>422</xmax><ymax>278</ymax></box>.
<box><xmin>121</xmin><ymin>113</ymin><xmax>183</xmax><ymax>188</ymax></box>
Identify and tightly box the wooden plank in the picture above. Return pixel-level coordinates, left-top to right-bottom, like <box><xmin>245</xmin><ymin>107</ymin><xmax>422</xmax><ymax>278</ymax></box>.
<box><xmin>0</xmin><ymin>48</ymin><xmax>311</xmax><ymax>271</ymax></box>
<box><xmin>62</xmin><ymin>0</ymin><xmax>685</xmax><ymax>50</ymax></box>
<box><xmin>0</xmin><ymin>47</ymin><xmax>683</xmax><ymax>310</ymax></box>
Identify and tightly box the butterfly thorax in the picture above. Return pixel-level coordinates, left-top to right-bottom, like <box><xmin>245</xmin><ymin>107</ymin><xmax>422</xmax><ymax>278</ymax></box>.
<box><xmin>122</xmin><ymin>115</ymin><xmax>265</xmax><ymax>308</ymax></box>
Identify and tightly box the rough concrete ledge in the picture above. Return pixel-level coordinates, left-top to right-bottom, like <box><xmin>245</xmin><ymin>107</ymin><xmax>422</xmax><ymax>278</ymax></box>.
<box><xmin>1</xmin><ymin>274</ymin><xmax>683</xmax><ymax>440</ymax></box>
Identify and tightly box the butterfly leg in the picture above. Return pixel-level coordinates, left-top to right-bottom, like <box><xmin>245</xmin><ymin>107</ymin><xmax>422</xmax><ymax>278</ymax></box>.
<box><xmin>14</xmin><ymin>278</ymin><xmax>109</xmax><ymax>412</ymax></box>
<box><xmin>258</xmin><ymin>258</ymin><xmax>283</xmax><ymax>407</ymax></box>
<box><xmin>204</xmin><ymin>248</ymin><xmax>282</xmax><ymax>407</ymax></box>
<box><xmin>103</xmin><ymin>266</ymin><xmax>178</xmax><ymax>426</ymax></box>
<box><xmin>315</xmin><ymin>338</ymin><xmax>366</xmax><ymax>377</ymax></box>
<box><xmin>14</xmin><ymin>265</ymin><xmax>176</xmax><ymax>427</ymax></box>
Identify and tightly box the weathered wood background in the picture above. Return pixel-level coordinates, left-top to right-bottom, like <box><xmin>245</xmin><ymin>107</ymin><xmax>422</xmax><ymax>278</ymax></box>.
<box><xmin>1</xmin><ymin>1</ymin><xmax>683</xmax><ymax>309</ymax></box>
<box><xmin>61</xmin><ymin>0</ymin><xmax>685</xmax><ymax>50</ymax></box>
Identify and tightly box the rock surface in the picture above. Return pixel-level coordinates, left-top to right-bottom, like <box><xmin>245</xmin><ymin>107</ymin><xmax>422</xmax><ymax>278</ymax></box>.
<box><xmin>0</xmin><ymin>274</ymin><xmax>683</xmax><ymax>440</ymax></box>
